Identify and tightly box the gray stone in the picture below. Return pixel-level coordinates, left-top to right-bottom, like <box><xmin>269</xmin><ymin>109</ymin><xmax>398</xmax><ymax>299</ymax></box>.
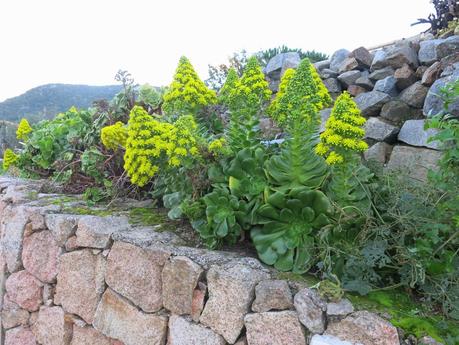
<box><xmin>349</xmin><ymin>46</ymin><xmax>373</xmax><ymax>69</ymax></box>
<box><xmin>314</xmin><ymin>60</ymin><xmax>330</xmax><ymax>71</ymax></box>
<box><xmin>369</xmin><ymin>66</ymin><xmax>395</xmax><ymax>81</ymax></box>
<box><xmin>93</xmin><ymin>288</ymin><xmax>168</xmax><ymax>345</ymax></box>
<box><xmin>327</xmin><ymin>299</ymin><xmax>354</xmax><ymax>317</ymax></box>
<box><xmin>35</xmin><ymin>306</ymin><xmax>73</xmax><ymax>345</ymax></box>
<box><xmin>347</xmin><ymin>85</ymin><xmax>367</xmax><ymax>97</ymax></box>
<box><xmin>436</xmin><ymin>36</ymin><xmax>459</xmax><ymax>61</ymax></box>
<box><xmin>162</xmin><ymin>256</ymin><xmax>203</xmax><ymax>315</ymax></box>
<box><xmin>355</xmin><ymin>72</ymin><xmax>374</xmax><ymax>90</ymax></box>
<box><xmin>384</xmin><ymin>43</ymin><xmax>419</xmax><ymax>69</ymax></box>
<box><xmin>252</xmin><ymin>280</ymin><xmax>293</xmax><ymax>312</ymax></box>
<box><xmin>398</xmin><ymin>120</ymin><xmax>440</xmax><ymax>149</ymax></box>
<box><xmin>355</xmin><ymin>91</ymin><xmax>391</xmax><ymax>116</ymax></box>
<box><xmin>244</xmin><ymin>311</ymin><xmax>306</xmax><ymax>345</ymax></box>
<box><xmin>380</xmin><ymin>100</ymin><xmax>413</xmax><ymax>124</ymax></box>
<box><xmin>419</xmin><ymin>39</ymin><xmax>443</xmax><ymax>65</ymax></box>
<box><xmin>0</xmin><ymin>205</ymin><xmax>28</xmax><ymax>272</ymax></box>
<box><xmin>364</xmin><ymin>117</ymin><xmax>399</xmax><ymax>142</ymax></box>
<box><xmin>200</xmin><ymin>263</ymin><xmax>270</xmax><ymax>343</ymax></box>
<box><xmin>421</xmin><ymin>61</ymin><xmax>442</xmax><ymax>86</ymax></box>
<box><xmin>265</xmin><ymin>53</ymin><xmax>301</xmax><ymax>80</ymax></box>
<box><xmin>364</xmin><ymin>142</ymin><xmax>393</xmax><ymax>164</ymax></box>
<box><xmin>320</xmin><ymin>69</ymin><xmax>339</xmax><ymax>79</ymax></box>
<box><xmin>374</xmin><ymin>76</ymin><xmax>398</xmax><ymax>96</ymax></box>
<box><xmin>400</xmin><ymin>82</ymin><xmax>429</xmax><ymax>108</ymax></box>
<box><xmin>320</xmin><ymin>108</ymin><xmax>332</xmax><ymax>133</ymax></box>
<box><xmin>75</xmin><ymin>215</ymin><xmax>130</xmax><ymax>249</ymax></box>
<box><xmin>330</xmin><ymin>49</ymin><xmax>350</xmax><ymax>72</ymax></box>
<box><xmin>419</xmin><ymin>336</ymin><xmax>444</xmax><ymax>345</ymax></box>
<box><xmin>325</xmin><ymin>311</ymin><xmax>399</xmax><ymax>345</ymax></box>
<box><xmin>370</xmin><ymin>50</ymin><xmax>388</xmax><ymax>71</ymax></box>
<box><xmin>294</xmin><ymin>288</ymin><xmax>326</xmax><ymax>334</ymax></box>
<box><xmin>323</xmin><ymin>78</ymin><xmax>342</xmax><ymax>94</ymax></box>
<box><xmin>386</xmin><ymin>146</ymin><xmax>442</xmax><ymax>181</ymax></box>
<box><xmin>45</xmin><ymin>214</ymin><xmax>80</xmax><ymax>246</ymax></box>
<box><xmin>416</xmin><ymin>65</ymin><xmax>429</xmax><ymax>79</ymax></box>
<box><xmin>338</xmin><ymin>57</ymin><xmax>359</xmax><ymax>73</ymax></box>
<box><xmin>310</xmin><ymin>335</ymin><xmax>353</xmax><ymax>345</ymax></box>
<box><xmin>337</xmin><ymin>70</ymin><xmax>362</xmax><ymax>88</ymax></box>
<box><xmin>111</xmin><ymin>226</ymin><xmax>183</xmax><ymax>247</ymax></box>
<box><xmin>168</xmin><ymin>315</ymin><xmax>226</xmax><ymax>345</ymax></box>
<box><xmin>2</xmin><ymin>295</ymin><xmax>30</xmax><ymax>329</ymax></box>
<box><xmin>394</xmin><ymin>64</ymin><xmax>417</xmax><ymax>90</ymax></box>
<box><xmin>424</xmin><ymin>69</ymin><xmax>459</xmax><ymax>117</ymax></box>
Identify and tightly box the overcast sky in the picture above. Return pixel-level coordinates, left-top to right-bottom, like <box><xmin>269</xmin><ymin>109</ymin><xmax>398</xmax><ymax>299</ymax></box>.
<box><xmin>0</xmin><ymin>0</ymin><xmax>433</xmax><ymax>102</ymax></box>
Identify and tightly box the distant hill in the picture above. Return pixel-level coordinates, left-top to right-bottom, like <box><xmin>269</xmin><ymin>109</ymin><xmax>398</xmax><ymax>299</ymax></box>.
<box><xmin>0</xmin><ymin>84</ymin><xmax>123</xmax><ymax>123</ymax></box>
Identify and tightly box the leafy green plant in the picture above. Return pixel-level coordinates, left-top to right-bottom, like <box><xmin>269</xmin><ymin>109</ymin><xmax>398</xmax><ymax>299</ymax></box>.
<box><xmin>252</xmin><ymin>187</ymin><xmax>333</xmax><ymax>273</ymax></box>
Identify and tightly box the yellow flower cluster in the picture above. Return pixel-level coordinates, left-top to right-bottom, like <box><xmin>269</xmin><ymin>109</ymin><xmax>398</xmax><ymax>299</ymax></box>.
<box><xmin>3</xmin><ymin>149</ymin><xmax>18</xmax><ymax>170</ymax></box>
<box><xmin>123</xmin><ymin>106</ymin><xmax>200</xmax><ymax>187</ymax></box>
<box><xmin>101</xmin><ymin>122</ymin><xmax>128</xmax><ymax>150</ymax></box>
<box><xmin>163</xmin><ymin>56</ymin><xmax>217</xmax><ymax>116</ymax></box>
<box><xmin>316</xmin><ymin>92</ymin><xmax>368</xmax><ymax>165</ymax></box>
<box><xmin>218</xmin><ymin>68</ymin><xmax>239</xmax><ymax>106</ymax></box>
<box><xmin>266</xmin><ymin>68</ymin><xmax>295</xmax><ymax>126</ymax></box>
<box><xmin>310</xmin><ymin>64</ymin><xmax>332</xmax><ymax>109</ymax></box>
<box><xmin>208</xmin><ymin>137</ymin><xmax>227</xmax><ymax>155</ymax></box>
<box><xmin>16</xmin><ymin>118</ymin><xmax>32</xmax><ymax>140</ymax></box>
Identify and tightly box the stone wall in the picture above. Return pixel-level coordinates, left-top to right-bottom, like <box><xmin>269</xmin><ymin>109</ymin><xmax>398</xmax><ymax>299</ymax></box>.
<box><xmin>264</xmin><ymin>34</ymin><xmax>459</xmax><ymax>180</ymax></box>
<box><xmin>0</xmin><ymin>177</ymin><xmax>437</xmax><ymax>345</ymax></box>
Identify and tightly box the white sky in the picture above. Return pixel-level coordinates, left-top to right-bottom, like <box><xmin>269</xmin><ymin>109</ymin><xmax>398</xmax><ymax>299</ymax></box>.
<box><xmin>0</xmin><ymin>0</ymin><xmax>433</xmax><ymax>102</ymax></box>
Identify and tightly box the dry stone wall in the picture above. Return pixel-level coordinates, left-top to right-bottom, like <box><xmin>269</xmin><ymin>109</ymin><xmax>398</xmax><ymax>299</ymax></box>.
<box><xmin>0</xmin><ymin>177</ymin><xmax>433</xmax><ymax>345</ymax></box>
<box><xmin>264</xmin><ymin>33</ymin><xmax>459</xmax><ymax>181</ymax></box>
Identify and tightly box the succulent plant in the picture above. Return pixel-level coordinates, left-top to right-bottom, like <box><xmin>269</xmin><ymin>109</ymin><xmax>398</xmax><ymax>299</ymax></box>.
<box><xmin>251</xmin><ymin>187</ymin><xmax>333</xmax><ymax>273</ymax></box>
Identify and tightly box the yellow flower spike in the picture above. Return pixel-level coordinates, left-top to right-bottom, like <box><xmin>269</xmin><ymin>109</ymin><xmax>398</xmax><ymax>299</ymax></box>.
<box><xmin>16</xmin><ymin>118</ymin><xmax>32</xmax><ymax>140</ymax></box>
<box><xmin>3</xmin><ymin>148</ymin><xmax>18</xmax><ymax>170</ymax></box>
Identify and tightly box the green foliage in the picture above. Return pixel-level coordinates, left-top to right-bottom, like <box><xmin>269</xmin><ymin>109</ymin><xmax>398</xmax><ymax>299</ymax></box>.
<box><xmin>138</xmin><ymin>84</ymin><xmax>164</xmax><ymax>111</ymax></box>
<box><xmin>256</xmin><ymin>45</ymin><xmax>328</xmax><ymax>66</ymax></box>
<box><xmin>163</xmin><ymin>56</ymin><xmax>217</xmax><ymax>117</ymax></box>
<box><xmin>252</xmin><ymin>187</ymin><xmax>333</xmax><ymax>273</ymax></box>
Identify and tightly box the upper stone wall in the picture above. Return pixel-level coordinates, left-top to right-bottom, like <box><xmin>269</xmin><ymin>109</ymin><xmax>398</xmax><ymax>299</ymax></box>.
<box><xmin>264</xmin><ymin>34</ymin><xmax>459</xmax><ymax>181</ymax></box>
<box><xmin>0</xmin><ymin>177</ymin><xmax>439</xmax><ymax>345</ymax></box>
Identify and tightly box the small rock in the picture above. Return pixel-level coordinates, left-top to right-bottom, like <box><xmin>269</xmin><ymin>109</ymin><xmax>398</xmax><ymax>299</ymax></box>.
<box><xmin>54</xmin><ymin>250</ymin><xmax>105</xmax><ymax>324</ymax></box>
<box><xmin>310</xmin><ymin>334</ymin><xmax>353</xmax><ymax>345</ymax></box>
<box><xmin>35</xmin><ymin>306</ymin><xmax>72</xmax><ymax>345</ymax></box>
<box><xmin>394</xmin><ymin>64</ymin><xmax>417</xmax><ymax>90</ymax></box>
<box><xmin>330</xmin><ymin>49</ymin><xmax>350</xmax><ymax>72</ymax></box>
<box><xmin>162</xmin><ymin>256</ymin><xmax>203</xmax><ymax>315</ymax></box>
<box><xmin>416</xmin><ymin>65</ymin><xmax>428</xmax><ymax>79</ymax></box>
<box><xmin>45</xmin><ymin>214</ymin><xmax>80</xmax><ymax>246</ymax></box>
<box><xmin>323</xmin><ymin>78</ymin><xmax>342</xmax><ymax>94</ymax></box>
<box><xmin>400</xmin><ymin>82</ymin><xmax>429</xmax><ymax>108</ymax></box>
<box><xmin>364</xmin><ymin>117</ymin><xmax>399</xmax><ymax>142</ymax></box>
<box><xmin>370</xmin><ymin>50</ymin><xmax>388</xmax><ymax>71</ymax></box>
<box><xmin>76</xmin><ymin>215</ymin><xmax>130</xmax><ymax>249</ymax></box>
<box><xmin>191</xmin><ymin>282</ymin><xmax>207</xmax><ymax>322</ymax></box>
<box><xmin>386</xmin><ymin>145</ymin><xmax>442</xmax><ymax>181</ymax></box>
<box><xmin>419</xmin><ymin>336</ymin><xmax>444</xmax><ymax>345</ymax></box>
<box><xmin>338</xmin><ymin>57</ymin><xmax>359</xmax><ymax>73</ymax></box>
<box><xmin>349</xmin><ymin>46</ymin><xmax>373</xmax><ymax>69</ymax></box>
<box><xmin>2</xmin><ymin>295</ymin><xmax>30</xmax><ymax>329</ymax></box>
<box><xmin>337</xmin><ymin>70</ymin><xmax>362</xmax><ymax>88</ymax></box>
<box><xmin>5</xmin><ymin>271</ymin><xmax>43</xmax><ymax>312</ymax></box>
<box><xmin>265</xmin><ymin>52</ymin><xmax>300</xmax><ymax>80</ymax></box>
<box><xmin>71</xmin><ymin>325</ymin><xmax>116</xmax><ymax>345</ymax></box>
<box><xmin>374</xmin><ymin>76</ymin><xmax>398</xmax><ymax>97</ymax></box>
<box><xmin>93</xmin><ymin>288</ymin><xmax>168</xmax><ymax>345</ymax></box>
<box><xmin>398</xmin><ymin>119</ymin><xmax>440</xmax><ymax>149</ymax></box>
<box><xmin>106</xmin><ymin>241</ymin><xmax>170</xmax><ymax>313</ymax></box>
<box><xmin>421</xmin><ymin>61</ymin><xmax>442</xmax><ymax>86</ymax></box>
<box><xmin>200</xmin><ymin>263</ymin><xmax>270</xmax><ymax>343</ymax></box>
<box><xmin>380</xmin><ymin>100</ymin><xmax>413</xmax><ymax>124</ymax></box>
<box><xmin>327</xmin><ymin>299</ymin><xmax>354</xmax><ymax>318</ymax></box>
<box><xmin>355</xmin><ymin>91</ymin><xmax>391</xmax><ymax>116</ymax></box>
<box><xmin>369</xmin><ymin>66</ymin><xmax>395</xmax><ymax>81</ymax></box>
<box><xmin>65</xmin><ymin>236</ymin><xmax>78</xmax><ymax>251</ymax></box>
<box><xmin>364</xmin><ymin>142</ymin><xmax>393</xmax><ymax>164</ymax></box>
<box><xmin>168</xmin><ymin>315</ymin><xmax>226</xmax><ymax>345</ymax></box>
<box><xmin>22</xmin><ymin>231</ymin><xmax>62</xmax><ymax>283</ymax></box>
<box><xmin>314</xmin><ymin>60</ymin><xmax>331</xmax><ymax>71</ymax></box>
<box><xmin>347</xmin><ymin>85</ymin><xmax>367</xmax><ymax>97</ymax></box>
<box><xmin>245</xmin><ymin>311</ymin><xmax>306</xmax><ymax>345</ymax></box>
<box><xmin>355</xmin><ymin>72</ymin><xmax>374</xmax><ymax>90</ymax></box>
<box><xmin>252</xmin><ymin>280</ymin><xmax>293</xmax><ymax>312</ymax></box>
<box><xmin>5</xmin><ymin>326</ymin><xmax>37</xmax><ymax>345</ymax></box>
<box><xmin>294</xmin><ymin>288</ymin><xmax>326</xmax><ymax>334</ymax></box>
<box><xmin>320</xmin><ymin>69</ymin><xmax>339</xmax><ymax>79</ymax></box>
<box><xmin>325</xmin><ymin>311</ymin><xmax>399</xmax><ymax>345</ymax></box>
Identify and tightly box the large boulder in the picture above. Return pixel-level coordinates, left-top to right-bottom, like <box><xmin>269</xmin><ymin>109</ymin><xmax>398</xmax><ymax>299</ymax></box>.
<box><xmin>330</xmin><ymin>49</ymin><xmax>350</xmax><ymax>72</ymax></box>
<box><xmin>168</xmin><ymin>315</ymin><xmax>226</xmax><ymax>345</ymax></box>
<box><xmin>325</xmin><ymin>311</ymin><xmax>399</xmax><ymax>345</ymax></box>
<box><xmin>419</xmin><ymin>36</ymin><xmax>459</xmax><ymax>65</ymax></box>
<box><xmin>386</xmin><ymin>145</ymin><xmax>442</xmax><ymax>181</ymax></box>
<box><xmin>323</xmin><ymin>78</ymin><xmax>342</xmax><ymax>94</ymax></box>
<box><xmin>424</xmin><ymin>69</ymin><xmax>459</xmax><ymax>117</ymax></box>
<box><xmin>244</xmin><ymin>311</ymin><xmax>306</xmax><ymax>345</ymax></box>
<box><xmin>400</xmin><ymin>82</ymin><xmax>429</xmax><ymax>108</ymax></box>
<box><xmin>394</xmin><ymin>64</ymin><xmax>417</xmax><ymax>90</ymax></box>
<box><xmin>398</xmin><ymin>119</ymin><xmax>440</xmax><ymax>149</ymax></box>
<box><xmin>380</xmin><ymin>100</ymin><xmax>413</xmax><ymax>125</ymax></box>
<box><xmin>93</xmin><ymin>288</ymin><xmax>168</xmax><ymax>345</ymax></box>
<box><xmin>265</xmin><ymin>52</ymin><xmax>301</xmax><ymax>80</ymax></box>
<box><xmin>371</xmin><ymin>43</ymin><xmax>419</xmax><ymax>70</ymax></box>
<box><xmin>337</xmin><ymin>70</ymin><xmax>362</xmax><ymax>88</ymax></box>
<box><xmin>354</xmin><ymin>91</ymin><xmax>391</xmax><ymax>116</ymax></box>
<box><xmin>199</xmin><ymin>263</ymin><xmax>270</xmax><ymax>343</ymax></box>
<box><xmin>364</xmin><ymin>117</ymin><xmax>399</xmax><ymax>142</ymax></box>
<box><xmin>105</xmin><ymin>241</ymin><xmax>170</xmax><ymax>313</ymax></box>
<box><xmin>349</xmin><ymin>46</ymin><xmax>373</xmax><ymax>69</ymax></box>
<box><xmin>374</xmin><ymin>76</ymin><xmax>398</xmax><ymax>97</ymax></box>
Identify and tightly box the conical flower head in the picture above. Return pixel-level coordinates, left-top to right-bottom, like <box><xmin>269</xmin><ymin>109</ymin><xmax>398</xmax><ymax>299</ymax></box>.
<box><xmin>267</xmin><ymin>68</ymin><xmax>295</xmax><ymax>126</ymax></box>
<box><xmin>3</xmin><ymin>148</ymin><xmax>18</xmax><ymax>170</ymax></box>
<box><xmin>163</xmin><ymin>56</ymin><xmax>217</xmax><ymax>116</ymax></box>
<box><xmin>316</xmin><ymin>91</ymin><xmax>368</xmax><ymax>165</ymax></box>
<box><xmin>16</xmin><ymin>118</ymin><xmax>32</xmax><ymax>140</ymax></box>
<box><xmin>218</xmin><ymin>67</ymin><xmax>239</xmax><ymax>106</ymax></box>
